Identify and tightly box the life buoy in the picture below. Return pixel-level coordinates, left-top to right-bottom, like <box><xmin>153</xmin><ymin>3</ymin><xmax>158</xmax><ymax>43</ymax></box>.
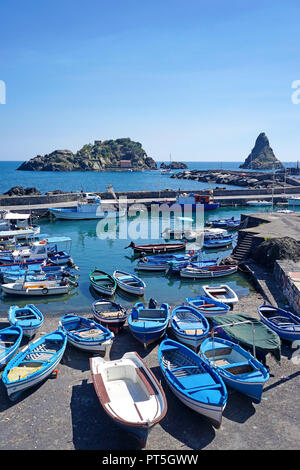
<box><xmin>39</xmin><ymin>240</ymin><xmax>46</xmax><ymax>245</ymax></box>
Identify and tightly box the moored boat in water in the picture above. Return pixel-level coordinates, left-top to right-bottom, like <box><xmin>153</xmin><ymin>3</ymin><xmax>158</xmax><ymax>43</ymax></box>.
<box><xmin>89</xmin><ymin>268</ymin><xmax>117</xmax><ymax>296</ymax></box>
<box><xmin>180</xmin><ymin>265</ymin><xmax>238</xmax><ymax>279</ymax></box>
<box><xmin>113</xmin><ymin>270</ymin><xmax>146</xmax><ymax>296</ymax></box>
<box><xmin>126</xmin><ymin>241</ymin><xmax>186</xmax><ymax>254</ymax></box>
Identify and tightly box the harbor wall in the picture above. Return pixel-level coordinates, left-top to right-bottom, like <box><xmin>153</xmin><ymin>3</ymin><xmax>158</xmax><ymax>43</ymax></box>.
<box><xmin>274</xmin><ymin>260</ymin><xmax>300</xmax><ymax>315</ymax></box>
<box><xmin>0</xmin><ymin>190</ymin><xmax>177</xmax><ymax>208</ymax></box>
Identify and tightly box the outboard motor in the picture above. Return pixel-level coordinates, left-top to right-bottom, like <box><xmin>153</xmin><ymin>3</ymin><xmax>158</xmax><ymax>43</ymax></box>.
<box><xmin>148</xmin><ymin>298</ymin><xmax>158</xmax><ymax>309</ymax></box>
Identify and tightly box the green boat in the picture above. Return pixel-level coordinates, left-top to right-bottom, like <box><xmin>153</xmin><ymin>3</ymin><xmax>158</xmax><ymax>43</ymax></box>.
<box><xmin>89</xmin><ymin>268</ymin><xmax>117</xmax><ymax>297</ymax></box>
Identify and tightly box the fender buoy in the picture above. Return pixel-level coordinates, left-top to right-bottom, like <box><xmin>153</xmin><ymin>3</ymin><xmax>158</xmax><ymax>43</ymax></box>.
<box><xmin>42</xmin><ymin>288</ymin><xmax>48</xmax><ymax>295</ymax></box>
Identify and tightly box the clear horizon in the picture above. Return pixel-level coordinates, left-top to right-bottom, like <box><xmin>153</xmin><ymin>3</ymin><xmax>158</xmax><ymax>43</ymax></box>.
<box><xmin>1</xmin><ymin>1</ymin><xmax>300</xmax><ymax>163</ymax></box>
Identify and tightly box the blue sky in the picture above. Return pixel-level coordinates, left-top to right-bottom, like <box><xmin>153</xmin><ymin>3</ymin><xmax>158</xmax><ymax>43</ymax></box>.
<box><xmin>0</xmin><ymin>0</ymin><xmax>300</xmax><ymax>162</ymax></box>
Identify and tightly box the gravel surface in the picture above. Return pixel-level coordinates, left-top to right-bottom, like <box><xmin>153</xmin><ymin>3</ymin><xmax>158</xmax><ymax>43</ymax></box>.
<box><xmin>0</xmin><ymin>290</ymin><xmax>299</xmax><ymax>451</ymax></box>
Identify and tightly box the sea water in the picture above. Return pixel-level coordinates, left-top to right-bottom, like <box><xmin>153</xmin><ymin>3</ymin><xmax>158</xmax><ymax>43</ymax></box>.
<box><xmin>0</xmin><ymin>160</ymin><xmax>298</xmax><ymax>316</ymax></box>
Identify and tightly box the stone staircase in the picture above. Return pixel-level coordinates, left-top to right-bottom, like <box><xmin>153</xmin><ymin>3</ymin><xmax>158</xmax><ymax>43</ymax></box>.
<box><xmin>231</xmin><ymin>232</ymin><xmax>254</xmax><ymax>263</ymax></box>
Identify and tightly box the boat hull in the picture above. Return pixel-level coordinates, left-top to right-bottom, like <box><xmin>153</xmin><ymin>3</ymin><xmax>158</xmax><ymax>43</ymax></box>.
<box><xmin>8</xmin><ymin>305</ymin><xmax>44</xmax><ymax>338</ymax></box>
<box><xmin>90</xmin><ymin>352</ymin><xmax>167</xmax><ymax>448</ymax></box>
<box><xmin>258</xmin><ymin>304</ymin><xmax>300</xmax><ymax>342</ymax></box>
<box><xmin>49</xmin><ymin>208</ymin><xmax>126</xmax><ymax>220</ymax></box>
<box><xmin>200</xmin><ymin>337</ymin><xmax>269</xmax><ymax>403</ymax></box>
<box><xmin>2</xmin><ymin>331</ymin><xmax>67</xmax><ymax>400</ymax></box>
<box><xmin>0</xmin><ymin>326</ymin><xmax>23</xmax><ymax>366</ymax></box>
<box><xmin>92</xmin><ymin>300</ymin><xmax>128</xmax><ymax>333</ymax></box>
<box><xmin>2</xmin><ymin>283</ymin><xmax>69</xmax><ymax>296</ymax></box>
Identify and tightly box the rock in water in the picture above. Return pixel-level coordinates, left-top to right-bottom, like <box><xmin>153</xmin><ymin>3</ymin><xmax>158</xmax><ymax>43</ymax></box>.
<box><xmin>17</xmin><ymin>138</ymin><xmax>157</xmax><ymax>172</ymax></box>
<box><xmin>240</xmin><ymin>133</ymin><xmax>284</xmax><ymax>170</ymax></box>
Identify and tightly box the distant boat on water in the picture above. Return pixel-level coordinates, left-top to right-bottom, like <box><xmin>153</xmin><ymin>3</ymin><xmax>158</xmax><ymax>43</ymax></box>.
<box><xmin>49</xmin><ymin>196</ymin><xmax>126</xmax><ymax>220</ymax></box>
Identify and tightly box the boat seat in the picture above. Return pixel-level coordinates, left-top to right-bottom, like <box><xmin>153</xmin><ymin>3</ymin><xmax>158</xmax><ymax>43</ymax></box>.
<box><xmin>135</xmin><ymin>317</ymin><xmax>166</xmax><ymax>322</ymax></box>
<box><xmin>118</xmin><ymin>275</ymin><xmax>134</xmax><ymax>281</ymax></box>
<box><xmin>92</xmin><ymin>275</ymin><xmax>110</xmax><ymax>281</ymax></box>
<box><xmin>222</xmin><ymin>361</ymin><xmax>254</xmax><ymax>375</ymax></box>
<box><xmin>177</xmin><ymin>372</ymin><xmax>218</xmax><ymax>390</ymax></box>
<box><xmin>163</xmin><ymin>345</ymin><xmax>179</xmax><ymax>352</ymax></box>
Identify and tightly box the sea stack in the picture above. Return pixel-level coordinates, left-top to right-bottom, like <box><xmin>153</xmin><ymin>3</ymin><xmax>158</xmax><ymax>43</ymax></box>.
<box><xmin>239</xmin><ymin>133</ymin><xmax>284</xmax><ymax>170</ymax></box>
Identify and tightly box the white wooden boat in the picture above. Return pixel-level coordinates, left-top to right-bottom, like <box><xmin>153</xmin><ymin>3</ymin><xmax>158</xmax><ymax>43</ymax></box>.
<box><xmin>1</xmin><ymin>278</ymin><xmax>71</xmax><ymax>296</ymax></box>
<box><xmin>202</xmin><ymin>284</ymin><xmax>239</xmax><ymax>306</ymax></box>
<box><xmin>0</xmin><ymin>210</ymin><xmax>40</xmax><ymax>239</ymax></box>
<box><xmin>247</xmin><ymin>200</ymin><xmax>272</xmax><ymax>206</ymax></box>
<box><xmin>49</xmin><ymin>198</ymin><xmax>126</xmax><ymax>220</ymax></box>
<box><xmin>90</xmin><ymin>352</ymin><xmax>167</xmax><ymax>447</ymax></box>
<box><xmin>113</xmin><ymin>270</ymin><xmax>145</xmax><ymax>296</ymax></box>
<box><xmin>180</xmin><ymin>265</ymin><xmax>238</xmax><ymax>279</ymax></box>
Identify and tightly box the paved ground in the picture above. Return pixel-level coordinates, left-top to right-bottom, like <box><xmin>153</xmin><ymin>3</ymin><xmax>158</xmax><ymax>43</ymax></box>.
<box><xmin>0</xmin><ymin>290</ymin><xmax>299</xmax><ymax>451</ymax></box>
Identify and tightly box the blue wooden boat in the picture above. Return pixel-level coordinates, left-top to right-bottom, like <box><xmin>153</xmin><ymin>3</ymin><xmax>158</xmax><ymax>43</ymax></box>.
<box><xmin>3</xmin><ymin>270</ymin><xmax>69</xmax><ymax>284</ymax></box>
<box><xmin>59</xmin><ymin>314</ymin><xmax>114</xmax><ymax>353</ymax></box>
<box><xmin>209</xmin><ymin>313</ymin><xmax>282</xmax><ymax>363</ymax></box>
<box><xmin>8</xmin><ymin>304</ymin><xmax>44</xmax><ymax>338</ymax></box>
<box><xmin>200</xmin><ymin>336</ymin><xmax>269</xmax><ymax>403</ymax></box>
<box><xmin>136</xmin><ymin>252</ymin><xmax>200</xmax><ymax>272</ymax></box>
<box><xmin>0</xmin><ymin>325</ymin><xmax>23</xmax><ymax>366</ymax></box>
<box><xmin>128</xmin><ymin>300</ymin><xmax>170</xmax><ymax>348</ymax></box>
<box><xmin>170</xmin><ymin>305</ymin><xmax>209</xmax><ymax>351</ymax></box>
<box><xmin>206</xmin><ymin>218</ymin><xmax>241</xmax><ymax>230</ymax></box>
<box><xmin>167</xmin><ymin>259</ymin><xmax>218</xmax><ymax>275</ymax></box>
<box><xmin>203</xmin><ymin>236</ymin><xmax>233</xmax><ymax>249</ymax></box>
<box><xmin>258</xmin><ymin>303</ymin><xmax>300</xmax><ymax>342</ymax></box>
<box><xmin>185</xmin><ymin>295</ymin><xmax>229</xmax><ymax>317</ymax></box>
<box><xmin>2</xmin><ymin>330</ymin><xmax>67</xmax><ymax>401</ymax></box>
<box><xmin>0</xmin><ymin>262</ymin><xmax>63</xmax><ymax>275</ymax></box>
<box><xmin>158</xmin><ymin>338</ymin><xmax>227</xmax><ymax>428</ymax></box>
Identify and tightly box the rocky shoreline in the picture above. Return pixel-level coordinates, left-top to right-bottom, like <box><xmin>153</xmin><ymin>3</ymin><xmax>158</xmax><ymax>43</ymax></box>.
<box><xmin>171</xmin><ymin>168</ymin><xmax>300</xmax><ymax>189</ymax></box>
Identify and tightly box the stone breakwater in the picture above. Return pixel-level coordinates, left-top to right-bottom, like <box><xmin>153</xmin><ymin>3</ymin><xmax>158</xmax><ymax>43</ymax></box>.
<box><xmin>171</xmin><ymin>169</ymin><xmax>300</xmax><ymax>189</ymax></box>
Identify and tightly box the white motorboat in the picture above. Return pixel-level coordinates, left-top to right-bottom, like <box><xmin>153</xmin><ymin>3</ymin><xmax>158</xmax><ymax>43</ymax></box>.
<box><xmin>0</xmin><ymin>211</ymin><xmax>40</xmax><ymax>239</ymax></box>
<box><xmin>1</xmin><ymin>278</ymin><xmax>71</xmax><ymax>296</ymax></box>
<box><xmin>246</xmin><ymin>200</ymin><xmax>272</xmax><ymax>206</ymax></box>
<box><xmin>49</xmin><ymin>196</ymin><xmax>126</xmax><ymax>220</ymax></box>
